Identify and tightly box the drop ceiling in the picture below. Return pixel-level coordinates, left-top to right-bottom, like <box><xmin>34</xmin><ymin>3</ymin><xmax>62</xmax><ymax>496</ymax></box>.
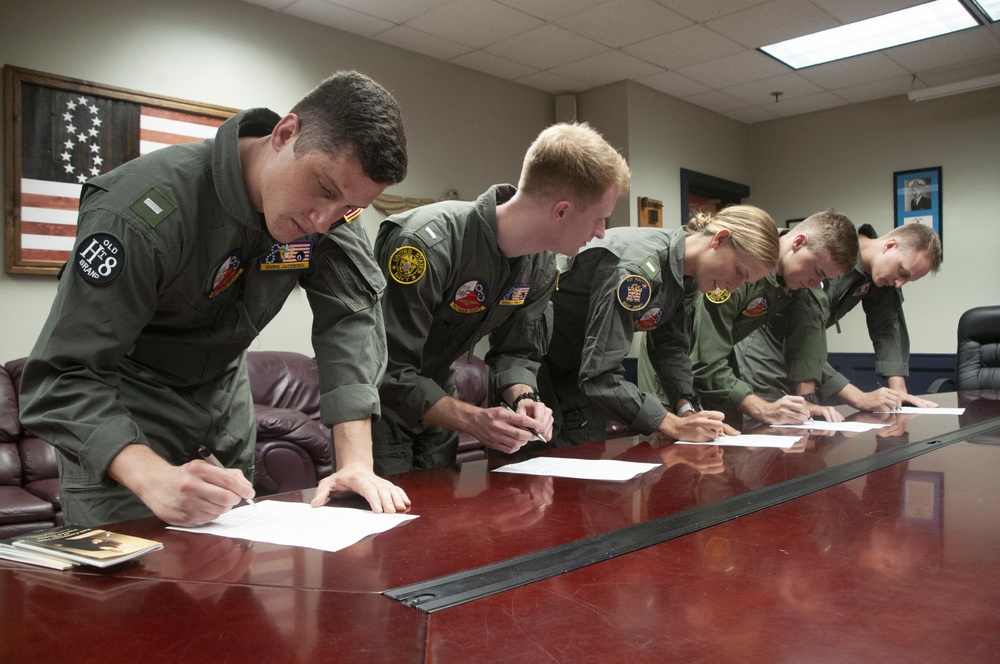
<box><xmin>238</xmin><ymin>0</ymin><xmax>1000</xmax><ymax>123</ymax></box>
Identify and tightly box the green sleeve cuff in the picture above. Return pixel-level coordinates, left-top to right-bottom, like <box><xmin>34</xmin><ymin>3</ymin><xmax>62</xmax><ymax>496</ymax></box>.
<box><xmin>876</xmin><ymin>360</ymin><xmax>909</xmax><ymax>378</ymax></box>
<box><xmin>630</xmin><ymin>394</ymin><xmax>670</xmax><ymax>435</ymax></box>
<box><xmin>80</xmin><ymin>416</ymin><xmax>147</xmax><ymax>482</ymax></box>
<box><xmin>320</xmin><ymin>384</ymin><xmax>382</xmax><ymax>426</ymax></box>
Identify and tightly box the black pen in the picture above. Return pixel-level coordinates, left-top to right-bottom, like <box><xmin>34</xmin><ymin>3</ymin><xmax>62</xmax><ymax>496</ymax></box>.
<box><xmin>501</xmin><ymin>402</ymin><xmax>548</xmax><ymax>444</ymax></box>
<box><xmin>197</xmin><ymin>445</ymin><xmax>256</xmax><ymax>508</ymax></box>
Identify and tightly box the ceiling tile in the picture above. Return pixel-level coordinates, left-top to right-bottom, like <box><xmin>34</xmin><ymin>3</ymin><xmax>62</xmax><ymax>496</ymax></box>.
<box><xmin>623</xmin><ymin>24</ymin><xmax>745</xmax><ymax>70</ymax></box>
<box><xmin>724</xmin><ymin>104</ymin><xmax>782</xmax><ymax>124</ymax></box>
<box><xmin>549</xmin><ymin>51</ymin><xmax>664</xmax><ymax>87</ymax></box>
<box><xmin>683</xmin><ymin>89</ymin><xmax>750</xmax><ymax>114</ymax></box>
<box><xmin>654</xmin><ymin>0</ymin><xmax>773</xmax><ymax>23</ymax></box>
<box><xmin>810</xmin><ymin>0</ymin><xmax>924</xmax><ymax>23</ymax></box>
<box><xmin>325</xmin><ymin>0</ymin><xmax>453</xmax><ymax>23</ymax></box>
<box><xmin>284</xmin><ymin>0</ymin><xmax>394</xmax><ymax>35</ymax></box>
<box><xmin>556</xmin><ymin>0</ymin><xmax>691</xmax><ymax>48</ymax></box>
<box><xmin>484</xmin><ymin>24</ymin><xmax>609</xmax><ymax>69</ymax></box>
<box><xmin>450</xmin><ymin>50</ymin><xmax>538</xmax><ymax>80</ymax></box>
<box><xmin>677</xmin><ymin>50</ymin><xmax>789</xmax><ymax>89</ymax></box>
<box><xmin>705</xmin><ymin>0</ymin><xmax>840</xmax><ymax>49</ymax></box>
<box><xmin>372</xmin><ymin>26</ymin><xmax>472</xmax><ymax>60</ymax></box>
<box><xmin>515</xmin><ymin>70</ymin><xmax>589</xmax><ymax>95</ymax></box>
<box><xmin>885</xmin><ymin>26</ymin><xmax>1000</xmax><ymax>73</ymax></box>
<box><xmin>767</xmin><ymin>91</ymin><xmax>848</xmax><ymax>117</ymax></box>
<box><xmin>239</xmin><ymin>0</ymin><xmax>296</xmax><ymax>10</ymax></box>
<box><xmin>796</xmin><ymin>53</ymin><xmax>910</xmax><ymax>90</ymax></box>
<box><xmin>833</xmin><ymin>74</ymin><xmax>920</xmax><ymax>103</ymax></box>
<box><xmin>723</xmin><ymin>73</ymin><xmax>824</xmax><ymax>105</ymax></box>
<box><xmin>495</xmin><ymin>0</ymin><xmax>607</xmax><ymax>21</ymax></box>
<box><xmin>636</xmin><ymin>70</ymin><xmax>712</xmax><ymax>97</ymax></box>
<box><xmin>406</xmin><ymin>0</ymin><xmax>544</xmax><ymax>49</ymax></box>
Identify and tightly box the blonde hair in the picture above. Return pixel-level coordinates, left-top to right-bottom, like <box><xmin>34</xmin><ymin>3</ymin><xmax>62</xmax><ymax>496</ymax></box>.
<box><xmin>883</xmin><ymin>223</ymin><xmax>943</xmax><ymax>273</ymax></box>
<box><xmin>686</xmin><ymin>204</ymin><xmax>779</xmax><ymax>270</ymax></box>
<box><xmin>793</xmin><ymin>210</ymin><xmax>858</xmax><ymax>272</ymax></box>
<box><xmin>518</xmin><ymin>122</ymin><xmax>631</xmax><ymax>208</ymax></box>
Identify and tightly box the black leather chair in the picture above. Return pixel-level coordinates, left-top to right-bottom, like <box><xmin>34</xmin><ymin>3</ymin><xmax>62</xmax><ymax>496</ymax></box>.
<box><xmin>955</xmin><ymin>305</ymin><xmax>1000</xmax><ymax>390</ymax></box>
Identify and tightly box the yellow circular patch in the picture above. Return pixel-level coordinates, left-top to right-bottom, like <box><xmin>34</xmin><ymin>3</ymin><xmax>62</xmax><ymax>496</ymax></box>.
<box><xmin>705</xmin><ymin>287</ymin><xmax>731</xmax><ymax>304</ymax></box>
<box><xmin>388</xmin><ymin>245</ymin><xmax>426</xmax><ymax>284</ymax></box>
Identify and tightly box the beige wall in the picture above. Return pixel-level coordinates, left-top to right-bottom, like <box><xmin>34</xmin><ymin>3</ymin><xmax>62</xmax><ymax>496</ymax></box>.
<box><xmin>747</xmin><ymin>88</ymin><xmax>1000</xmax><ymax>354</ymax></box>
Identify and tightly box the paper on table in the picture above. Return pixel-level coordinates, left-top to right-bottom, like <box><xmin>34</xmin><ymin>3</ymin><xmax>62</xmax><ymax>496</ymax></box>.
<box><xmin>168</xmin><ymin>500</ymin><xmax>417</xmax><ymax>553</ymax></box>
<box><xmin>874</xmin><ymin>406</ymin><xmax>965</xmax><ymax>415</ymax></box>
<box><xmin>675</xmin><ymin>434</ymin><xmax>801</xmax><ymax>449</ymax></box>
<box><xmin>492</xmin><ymin>457</ymin><xmax>659</xmax><ymax>481</ymax></box>
<box><xmin>770</xmin><ymin>420</ymin><xmax>889</xmax><ymax>432</ymax></box>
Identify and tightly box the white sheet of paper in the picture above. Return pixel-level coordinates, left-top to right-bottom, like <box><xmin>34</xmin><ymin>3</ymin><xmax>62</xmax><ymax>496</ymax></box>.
<box><xmin>874</xmin><ymin>407</ymin><xmax>965</xmax><ymax>415</ymax></box>
<box><xmin>492</xmin><ymin>457</ymin><xmax>659</xmax><ymax>481</ymax></box>
<box><xmin>167</xmin><ymin>500</ymin><xmax>417</xmax><ymax>553</ymax></box>
<box><xmin>675</xmin><ymin>434</ymin><xmax>801</xmax><ymax>449</ymax></box>
<box><xmin>770</xmin><ymin>420</ymin><xmax>889</xmax><ymax>432</ymax></box>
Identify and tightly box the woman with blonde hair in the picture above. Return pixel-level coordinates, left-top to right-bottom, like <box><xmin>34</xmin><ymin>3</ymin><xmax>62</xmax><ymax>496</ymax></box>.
<box><xmin>538</xmin><ymin>204</ymin><xmax>779</xmax><ymax>447</ymax></box>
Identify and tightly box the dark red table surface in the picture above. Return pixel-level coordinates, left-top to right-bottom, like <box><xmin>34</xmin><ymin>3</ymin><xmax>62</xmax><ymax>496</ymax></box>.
<box><xmin>3</xmin><ymin>390</ymin><xmax>999</xmax><ymax>663</ymax></box>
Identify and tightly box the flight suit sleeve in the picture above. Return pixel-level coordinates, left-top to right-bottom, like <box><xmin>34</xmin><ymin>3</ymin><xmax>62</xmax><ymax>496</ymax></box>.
<box><xmin>374</xmin><ymin>225</ymin><xmax>451</xmax><ymax>427</ymax></box>
<box><xmin>690</xmin><ymin>290</ymin><xmax>754</xmax><ymax>412</ymax></box>
<box><xmin>486</xmin><ymin>258</ymin><xmax>557</xmax><ymax>396</ymax></box>
<box><xmin>644</xmin><ymin>280</ymin><xmax>695</xmax><ymax>407</ymax></box>
<box><xmin>781</xmin><ymin>288</ymin><xmax>829</xmax><ymax>383</ymax></box>
<box><xmin>577</xmin><ymin>261</ymin><xmax>669</xmax><ymax>435</ymax></box>
<box><xmin>862</xmin><ymin>286</ymin><xmax>910</xmax><ymax>378</ymax></box>
<box><xmin>18</xmin><ymin>202</ymin><xmax>160</xmax><ymax>483</ymax></box>
<box><xmin>305</xmin><ymin>221</ymin><xmax>387</xmax><ymax>427</ymax></box>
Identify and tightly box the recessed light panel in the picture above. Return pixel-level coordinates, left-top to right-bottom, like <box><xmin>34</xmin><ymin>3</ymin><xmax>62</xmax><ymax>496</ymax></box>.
<box><xmin>971</xmin><ymin>0</ymin><xmax>1000</xmax><ymax>21</ymax></box>
<box><xmin>761</xmin><ymin>0</ymin><xmax>978</xmax><ymax>69</ymax></box>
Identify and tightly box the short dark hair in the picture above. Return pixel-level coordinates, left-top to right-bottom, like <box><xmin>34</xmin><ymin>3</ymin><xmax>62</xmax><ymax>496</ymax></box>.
<box><xmin>290</xmin><ymin>71</ymin><xmax>407</xmax><ymax>185</ymax></box>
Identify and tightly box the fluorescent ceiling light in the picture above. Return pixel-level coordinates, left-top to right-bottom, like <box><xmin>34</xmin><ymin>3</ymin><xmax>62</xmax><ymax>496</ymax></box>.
<box><xmin>760</xmin><ymin>0</ymin><xmax>978</xmax><ymax>69</ymax></box>
<box><xmin>908</xmin><ymin>72</ymin><xmax>1000</xmax><ymax>100</ymax></box>
<box><xmin>971</xmin><ymin>0</ymin><xmax>1000</xmax><ymax>21</ymax></box>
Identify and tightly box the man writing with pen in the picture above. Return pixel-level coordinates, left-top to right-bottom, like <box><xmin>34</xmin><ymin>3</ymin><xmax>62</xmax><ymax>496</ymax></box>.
<box><xmin>371</xmin><ymin>122</ymin><xmax>631</xmax><ymax>475</ymax></box>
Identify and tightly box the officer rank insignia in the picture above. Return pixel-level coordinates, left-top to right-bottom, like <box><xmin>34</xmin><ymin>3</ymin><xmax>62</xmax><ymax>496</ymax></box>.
<box><xmin>389</xmin><ymin>246</ymin><xmax>427</xmax><ymax>284</ymax></box>
<box><xmin>451</xmin><ymin>280</ymin><xmax>488</xmax><ymax>313</ymax></box>
<box><xmin>499</xmin><ymin>283</ymin><xmax>531</xmax><ymax>306</ymax></box>
<box><xmin>741</xmin><ymin>296</ymin><xmax>769</xmax><ymax>318</ymax></box>
<box><xmin>617</xmin><ymin>275</ymin><xmax>651</xmax><ymax>311</ymax></box>
<box><xmin>260</xmin><ymin>241</ymin><xmax>312</xmax><ymax>271</ymax></box>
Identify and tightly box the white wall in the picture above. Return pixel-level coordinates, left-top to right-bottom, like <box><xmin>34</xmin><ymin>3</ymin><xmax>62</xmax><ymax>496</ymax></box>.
<box><xmin>747</xmin><ymin>88</ymin><xmax>1000</xmax><ymax>355</ymax></box>
<box><xmin>0</xmin><ymin>0</ymin><xmax>553</xmax><ymax>362</ymax></box>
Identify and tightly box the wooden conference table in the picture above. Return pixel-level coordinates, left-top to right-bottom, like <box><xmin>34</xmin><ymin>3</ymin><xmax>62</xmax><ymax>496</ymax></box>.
<box><xmin>3</xmin><ymin>391</ymin><xmax>1000</xmax><ymax>663</ymax></box>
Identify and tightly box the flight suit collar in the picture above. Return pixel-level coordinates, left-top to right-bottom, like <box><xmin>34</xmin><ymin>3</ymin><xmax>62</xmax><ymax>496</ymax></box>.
<box><xmin>212</xmin><ymin>107</ymin><xmax>281</xmax><ymax>231</ymax></box>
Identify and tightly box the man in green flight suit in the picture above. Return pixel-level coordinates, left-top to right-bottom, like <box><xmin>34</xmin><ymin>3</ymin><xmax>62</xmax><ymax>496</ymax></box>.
<box><xmin>372</xmin><ymin>122</ymin><xmax>631</xmax><ymax>475</ymax></box>
<box><xmin>20</xmin><ymin>72</ymin><xmax>411</xmax><ymax>527</ymax></box>
<box><xmin>737</xmin><ymin>222</ymin><xmax>942</xmax><ymax>409</ymax></box>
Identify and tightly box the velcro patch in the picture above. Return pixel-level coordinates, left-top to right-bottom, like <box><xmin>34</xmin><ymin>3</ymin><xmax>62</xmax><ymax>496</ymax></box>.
<box><xmin>617</xmin><ymin>274</ymin><xmax>651</xmax><ymax>311</ymax></box>
<box><xmin>388</xmin><ymin>246</ymin><xmax>427</xmax><ymax>284</ymax></box>
<box><xmin>129</xmin><ymin>187</ymin><xmax>176</xmax><ymax>227</ymax></box>
<box><xmin>74</xmin><ymin>232</ymin><xmax>126</xmax><ymax>284</ymax></box>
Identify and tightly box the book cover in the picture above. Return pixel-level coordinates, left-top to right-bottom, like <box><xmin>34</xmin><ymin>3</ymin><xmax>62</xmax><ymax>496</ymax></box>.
<box><xmin>12</xmin><ymin>526</ymin><xmax>163</xmax><ymax>568</ymax></box>
<box><xmin>0</xmin><ymin>539</ymin><xmax>78</xmax><ymax>570</ymax></box>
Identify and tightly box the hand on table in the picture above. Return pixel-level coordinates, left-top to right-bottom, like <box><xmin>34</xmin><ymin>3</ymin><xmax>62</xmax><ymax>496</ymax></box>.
<box><xmin>310</xmin><ymin>463</ymin><xmax>411</xmax><ymax>514</ymax></box>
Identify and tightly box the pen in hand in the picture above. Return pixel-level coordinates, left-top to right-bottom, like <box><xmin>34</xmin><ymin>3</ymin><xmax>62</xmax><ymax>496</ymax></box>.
<box><xmin>197</xmin><ymin>445</ymin><xmax>256</xmax><ymax>509</ymax></box>
<box><xmin>501</xmin><ymin>402</ymin><xmax>548</xmax><ymax>444</ymax></box>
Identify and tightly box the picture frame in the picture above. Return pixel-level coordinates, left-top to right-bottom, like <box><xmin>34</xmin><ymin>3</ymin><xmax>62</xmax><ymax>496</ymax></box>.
<box><xmin>4</xmin><ymin>65</ymin><xmax>238</xmax><ymax>275</ymax></box>
<box><xmin>893</xmin><ymin>166</ymin><xmax>942</xmax><ymax>252</ymax></box>
<box><xmin>786</xmin><ymin>218</ymin><xmax>805</xmax><ymax>229</ymax></box>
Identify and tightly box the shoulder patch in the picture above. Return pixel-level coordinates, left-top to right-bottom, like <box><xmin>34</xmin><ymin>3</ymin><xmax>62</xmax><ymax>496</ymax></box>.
<box><xmin>617</xmin><ymin>274</ymin><xmax>651</xmax><ymax>311</ymax></box>
<box><xmin>741</xmin><ymin>296</ymin><xmax>769</xmax><ymax>317</ymax></box>
<box><xmin>208</xmin><ymin>250</ymin><xmax>244</xmax><ymax>298</ymax></box>
<box><xmin>450</xmin><ymin>280</ymin><xmax>489</xmax><ymax>313</ymax></box>
<box><xmin>388</xmin><ymin>245</ymin><xmax>427</xmax><ymax>284</ymax></box>
<box><xmin>129</xmin><ymin>187</ymin><xmax>176</xmax><ymax>227</ymax></box>
<box><xmin>706</xmin><ymin>287</ymin><xmax>731</xmax><ymax>304</ymax></box>
<box><xmin>74</xmin><ymin>233</ymin><xmax>126</xmax><ymax>284</ymax></box>
<box><xmin>635</xmin><ymin>305</ymin><xmax>663</xmax><ymax>330</ymax></box>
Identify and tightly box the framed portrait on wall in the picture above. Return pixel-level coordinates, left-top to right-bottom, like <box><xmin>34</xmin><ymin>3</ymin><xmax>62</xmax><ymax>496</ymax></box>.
<box><xmin>4</xmin><ymin>65</ymin><xmax>238</xmax><ymax>275</ymax></box>
<box><xmin>893</xmin><ymin>166</ymin><xmax>942</xmax><ymax>252</ymax></box>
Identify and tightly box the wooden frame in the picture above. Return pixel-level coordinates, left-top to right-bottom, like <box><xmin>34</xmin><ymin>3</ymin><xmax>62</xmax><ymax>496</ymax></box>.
<box><xmin>679</xmin><ymin>168</ymin><xmax>749</xmax><ymax>225</ymax></box>
<box><xmin>4</xmin><ymin>65</ymin><xmax>238</xmax><ymax>275</ymax></box>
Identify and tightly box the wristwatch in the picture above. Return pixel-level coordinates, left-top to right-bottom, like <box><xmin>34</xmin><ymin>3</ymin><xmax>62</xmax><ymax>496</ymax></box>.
<box><xmin>512</xmin><ymin>391</ymin><xmax>543</xmax><ymax>410</ymax></box>
<box><xmin>801</xmin><ymin>393</ymin><xmax>819</xmax><ymax>405</ymax></box>
<box><xmin>676</xmin><ymin>402</ymin><xmax>697</xmax><ymax>416</ymax></box>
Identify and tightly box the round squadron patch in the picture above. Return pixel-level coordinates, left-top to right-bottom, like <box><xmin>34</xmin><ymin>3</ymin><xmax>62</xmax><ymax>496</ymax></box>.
<box><xmin>208</xmin><ymin>250</ymin><xmax>244</xmax><ymax>299</ymax></box>
<box><xmin>74</xmin><ymin>232</ymin><xmax>126</xmax><ymax>285</ymax></box>
<box><xmin>636</xmin><ymin>306</ymin><xmax>663</xmax><ymax>331</ymax></box>
<box><xmin>450</xmin><ymin>280</ymin><xmax>488</xmax><ymax>313</ymax></box>
<box><xmin>617</xmin><ymin>275</ymin><xmax>651</xmax><ymax>311</ymax></box>
<box><xmin>741</xmin><ymin>296</ymin><xmax>770</xmax><ymax>318</ymax></box>
<box><xmin>852</xmin><ymin>282</ymin><xmax>870</xmax><ymax>297</ymax></box>
<box><xmin>706</xmin><ymin>287</ymin><xmax>731</xmax><ymax>304</ymax></box>
<box><xmin>388</xmin><ymin>246</ymin><xmax>426</xmax><ymax>284</ymax></box>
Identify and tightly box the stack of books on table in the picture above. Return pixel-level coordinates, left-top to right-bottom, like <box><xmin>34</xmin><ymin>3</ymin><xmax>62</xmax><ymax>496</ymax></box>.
<box><xmin>0</xmin><ymin>525</ymin><xmax>163</xmax><ymax>570</ymax></box>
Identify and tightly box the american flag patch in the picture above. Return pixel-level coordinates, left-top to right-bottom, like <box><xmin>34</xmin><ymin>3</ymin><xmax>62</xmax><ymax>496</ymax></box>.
<box><xmin>499</xmin><ymin>283</ymin><xmax>531</xmax><ymax>306</ymax></box>
<box><xmin>260</xmin><ymin>241</ymin><xmax>312</xmax><ymax>271</ymax></box>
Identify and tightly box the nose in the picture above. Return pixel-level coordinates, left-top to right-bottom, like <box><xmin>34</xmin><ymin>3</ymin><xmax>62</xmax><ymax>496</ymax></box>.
<box><xmin>310</xmin><ymin>208</ymin><xmax>341</xmax><ymax>233</ymax></box>
<box><xmin>593</xmin><ymin>221</ymin><xmax>606</xmax><ymax>240</ymax></box>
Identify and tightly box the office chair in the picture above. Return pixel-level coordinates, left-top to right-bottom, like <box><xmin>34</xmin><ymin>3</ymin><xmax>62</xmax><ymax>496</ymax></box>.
<box><xmin>954</xmin><ymin>305</ymin><xmax>1000</xmax><ymax>391</ymax></box>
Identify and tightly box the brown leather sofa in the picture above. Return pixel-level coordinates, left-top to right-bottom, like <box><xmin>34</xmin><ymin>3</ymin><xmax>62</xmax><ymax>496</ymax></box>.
<box><xmin>0</xmin><ymin>351</ymin><xmax>492</xmax><ymax>536</ymax></box>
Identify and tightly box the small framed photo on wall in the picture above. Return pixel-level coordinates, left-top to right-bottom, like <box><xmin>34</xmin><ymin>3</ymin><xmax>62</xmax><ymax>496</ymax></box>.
<box><xmin>894</xmin><ymin>167</ymin><xmax>942</xmax><ymax>251</ymax></box>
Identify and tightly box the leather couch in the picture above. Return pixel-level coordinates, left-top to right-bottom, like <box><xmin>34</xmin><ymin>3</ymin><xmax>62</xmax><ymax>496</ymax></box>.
<box><xmin>0</xmin><ymin>350</ymin><xmax>492</xmax><ymax>535</ymax></box>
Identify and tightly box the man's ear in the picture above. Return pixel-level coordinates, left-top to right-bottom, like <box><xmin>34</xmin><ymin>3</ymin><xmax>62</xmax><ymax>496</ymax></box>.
<box><xmin>883</xmin><ymin>238</ymin><xmax>898</xmax><ymax>253</ymax></box>
<box><xmin>791</xmin><ymin>233</ymin><xmax>808</xmax><ymax>250</ymax></box>
<box><xmin>271</xmin><ymin>113</ymin><xmax>300</xmax><ymax>151</ymax></box>
<box><xmin>552</xmin><ymin>200</ymin><xmax>571</xmax><ymax>222</ymax></box>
